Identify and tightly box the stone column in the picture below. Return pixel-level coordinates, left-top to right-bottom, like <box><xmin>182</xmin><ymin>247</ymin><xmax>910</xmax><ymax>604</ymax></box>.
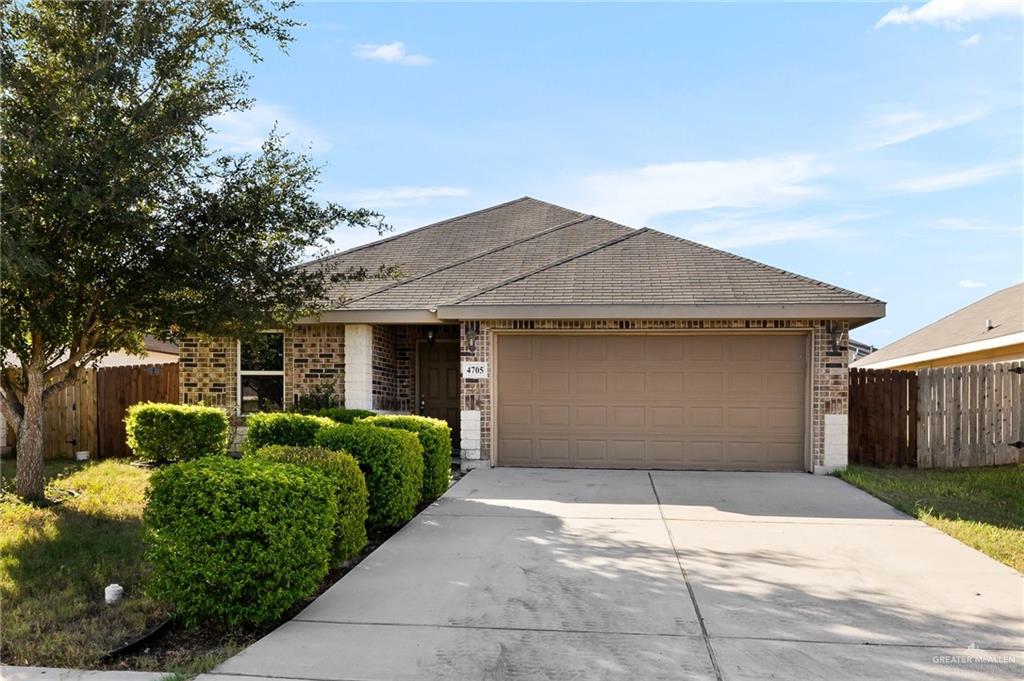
<box><xmin>344</xmin><ymin>324</ymin><xmax>374</xmax><ymax>410</ymax></box>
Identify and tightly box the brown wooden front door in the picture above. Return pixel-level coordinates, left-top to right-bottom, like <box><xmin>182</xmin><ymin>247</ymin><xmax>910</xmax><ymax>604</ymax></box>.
<box><xmin>417</xmin><ymin>340</ymin><xmax>461</xmax><ymax>451</ymax></box>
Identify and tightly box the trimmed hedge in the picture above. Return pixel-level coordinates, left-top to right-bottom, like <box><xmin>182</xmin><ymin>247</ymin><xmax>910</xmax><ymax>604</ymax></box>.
<box><xmin>315</xmin><ymin>423</ymin><xmax>423</xmax><ymax>527</ymax></box>
<box><xmin>359</xmin><ymin>415</ymin><xmax>451</xmax><ymax>502</ymax></box>
<box><xmin>253</xmin><ymin>445</ymin><xmax>368</xmax><ymax>564</ymax></box>
<box><xmin>242</xmin><ymin>412</ymin><xmax>333</xmax><ymax>456</ymax></box>
<box><xmin>144</xmin><ymin>456</ymin><xmax>336</xmax><ymax>627</ymax></box>
<box><xmin>317</xmin><ymin>407</ymin><xmax>376</xmax><ymax>424</ymax></box>
<box><xmin>125</xmin><ymin>402</ymin><xmax>228</xmax><ymax>462</ymax></box>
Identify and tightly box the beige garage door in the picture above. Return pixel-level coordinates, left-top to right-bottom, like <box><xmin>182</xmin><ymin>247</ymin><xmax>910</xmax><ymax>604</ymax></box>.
<box><xmin>496</xmin><ymin>334</ymin><xmax>807</xmax><ymax>470</ymax></box>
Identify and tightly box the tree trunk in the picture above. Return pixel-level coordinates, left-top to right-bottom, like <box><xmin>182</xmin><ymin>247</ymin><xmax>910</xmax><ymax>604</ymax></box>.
<box><xmin>15</xmin><ymin>366</ymin><xmax>45</xmax><ymax>500</ymax></box>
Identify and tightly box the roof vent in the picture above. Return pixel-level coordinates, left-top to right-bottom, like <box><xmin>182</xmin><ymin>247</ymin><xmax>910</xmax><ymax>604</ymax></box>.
<box><xmin>985</xmin><ymin>319</ymin><xmax>995</xmax><ymax>331</ymax></box>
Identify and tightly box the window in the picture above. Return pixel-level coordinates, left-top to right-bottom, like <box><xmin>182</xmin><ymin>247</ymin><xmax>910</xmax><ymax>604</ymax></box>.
<box><xmin>238</xmin><ymin>332</ymin><xmax>284</xmax><ymax>414</ymax></box>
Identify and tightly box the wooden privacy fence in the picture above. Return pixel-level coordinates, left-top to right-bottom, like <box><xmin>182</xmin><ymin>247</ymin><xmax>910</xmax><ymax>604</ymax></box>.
<box><xmin>918</xmin><ymin>362</ymin><xmax>1023</xmax><ymax>468</ymax></box>
<box><xmin>849</xmin><ymin>369</ymin><xmax>918</xmax><ymax>466</ymax></box>
<box><xmin>96</xmin><ymin>363</ymin><xmax>179</xmax><ymax>459</ymax></box>
<box><xmin>4</xmin><ymin>363</ymin><xmax>179</xmax><ymax>459</ymax></box>
<box><xmin>850</xmin><ymin>362</ymin><xmax>1024</xmax><ymax>468</ymax></box>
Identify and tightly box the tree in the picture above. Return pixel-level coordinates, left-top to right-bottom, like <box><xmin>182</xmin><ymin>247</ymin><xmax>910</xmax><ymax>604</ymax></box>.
<box><xmin>1</xmin><ymin>0</ymin><xmax>386</xmax><ymax>500</ymax></box>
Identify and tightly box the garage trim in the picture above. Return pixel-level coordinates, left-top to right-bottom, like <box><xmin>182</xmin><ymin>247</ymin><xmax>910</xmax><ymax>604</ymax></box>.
<box><xmin>491</xmin><ymin>328</ymin><xmax>814</xmax><ymax>471</ymax></box>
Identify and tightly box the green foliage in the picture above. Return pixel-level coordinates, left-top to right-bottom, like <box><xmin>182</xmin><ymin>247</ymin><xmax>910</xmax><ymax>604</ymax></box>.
<box><xmin>314</xmin><ymin>423</ymin><xmax>424</xmax><ymax>527</ymax></box>
<box><xmin>144</xmin><ymin>457</ymin><xmax>336</xmax><ymax>628</ymax></box>
<box><xmin>317</xmin><ymin>407</ymin><xmax>376</xmax><ymax>424</ymax></box>
<box><xmin>359</xmin><ymin>415</ymin><xmax>451</xmax><ymax>502</ymax></box>
<box><xmin>125</xmin><ymin>403</ymin><xmax>228</xmax><ymax>462</ymax></box>
<box><xmin>252</xmin><ymin>445</ymin><xmax>368</xmax><ymax>564</ymax></box>
<box><xmin>290</xmin><ymin>384</ymin><xmax>341</xmax><ymax>414</ymax></box>
<box><xmin>0</xmin><ymin>0</ymin><xmax>388</xmax><ymax>499</ymax></box>
<box><xmin>241</xmin><ymin>412</ymin><xmax>333</xmax><ymax>456</ymax></box>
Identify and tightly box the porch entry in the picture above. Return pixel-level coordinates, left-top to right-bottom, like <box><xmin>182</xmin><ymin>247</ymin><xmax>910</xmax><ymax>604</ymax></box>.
<box><xmin>417</xmin><ymin>339</ymin><xmax>461</xmax><ymax>452</ymax></box>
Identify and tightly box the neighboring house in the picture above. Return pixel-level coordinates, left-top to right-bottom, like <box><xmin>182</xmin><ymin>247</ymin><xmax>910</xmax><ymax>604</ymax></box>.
<box><xmin>852</xmin><ymin>282</ymin><xmax>1023</xmax><ymax>371</ymax></box>
<box><xmin>847</xmin><ymin>338</ymin><xmax>876</xmax><ymax>363</ymax></box>
<box><xmin>179</xmin><ymin>198</ymin><xmax>884</xmax><ymax>473</ymax></box>
<box><xmin>97</xmin><ymin>335</ymin><xmax>179</xmax><ymax>367</ymax></box>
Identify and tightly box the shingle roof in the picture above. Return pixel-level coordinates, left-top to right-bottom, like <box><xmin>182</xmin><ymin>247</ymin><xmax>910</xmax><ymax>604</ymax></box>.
<box><xmin>301</xmin><ymin>197</ymin><xmax>583</xmax><ymax>303</ymax></box>
<box><xmin>302</xmin><ymin>197</ymin><xmax>881</xmax><ymax>317</ymax></box>
<box><xmin>346</xmin><ymin>216</ymin><xmax>632</xmax><ymax>309</ymax></box>
<box><xmin>852</xmin><ymin>283</ymin><xmax>1023</xmax><ymax>367</ymax></box>
<box><xmin>452</xmin><ymin>228</ymin><xmax>879</xmax><ymax>306</ymax></box>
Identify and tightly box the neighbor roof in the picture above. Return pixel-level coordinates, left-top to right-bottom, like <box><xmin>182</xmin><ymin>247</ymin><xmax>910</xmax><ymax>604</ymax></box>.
<box><xmin>303</xmin><ymin>197</ymin><xmax>884</xmax><ymax>325</ymax></box>
<box><xmin>852</xmin><ymin>283</ymin><xmax>1024</xmax><ymax>369</ymax></box>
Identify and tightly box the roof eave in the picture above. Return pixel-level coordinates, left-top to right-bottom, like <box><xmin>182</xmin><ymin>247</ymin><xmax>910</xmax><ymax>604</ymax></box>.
<box><xmin>852</xmin><ymin>330</ymin><xmax>1024</xmax><ymax>369</ymax></box>
<box><xmin>437</xmin><ymin>302</ymin><xmax>886</xmax><ymax>324</ymax></box>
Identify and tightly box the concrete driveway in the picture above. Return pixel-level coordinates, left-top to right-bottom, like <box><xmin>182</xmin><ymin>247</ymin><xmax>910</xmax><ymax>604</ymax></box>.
<box><xmin>199</xmin><ymin>469</ymin><xmax>1023</xmax><ymax>681</ymax></box>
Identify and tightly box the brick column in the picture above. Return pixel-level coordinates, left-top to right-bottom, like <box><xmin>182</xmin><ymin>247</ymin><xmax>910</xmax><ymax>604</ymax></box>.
<box><xmin>344</xmin><ymin>324</ymin><xmax>373</xmax><ymax>409</ymax></box>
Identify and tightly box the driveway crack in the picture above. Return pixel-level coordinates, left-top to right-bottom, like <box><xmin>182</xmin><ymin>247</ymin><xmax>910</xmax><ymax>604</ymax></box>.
<box><xmin>649</xmin><ymin>472</ymin><xmax>724</xmax><ymax>681</ymax></box>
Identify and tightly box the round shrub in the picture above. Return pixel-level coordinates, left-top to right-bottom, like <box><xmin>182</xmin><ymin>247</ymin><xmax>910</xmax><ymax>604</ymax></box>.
<box><xmin>317</xmin><ymin>407</ymin><xmax>376</xmax><ymax>424</ymax></box>
<box><xmin>359</xmin><ymin>415</ymin><xmax>451</xmax><ymax>502</ymax></box>
<box><xmin>144</xmin><ymin>456</ymin><xmax>337</xmax><ymax>628</ymax></box>
<box><xmin>126</xmin><ymin>402</ymin><xmax>228</xmax><ymax>462</ymax></box>
<box><xmin>253</xmin><ymin>445</ymin><xmax>368</xmax><ymax>564</ymax></box>
<box><xmin>242</xmin><ymin>412</ymin><xmax>333</xmax><ymax>456</ymax></box>
<box><xmin>314</xmin><ymin>423</ymin><xmax>423</xmax><ymax>527</ymax></box>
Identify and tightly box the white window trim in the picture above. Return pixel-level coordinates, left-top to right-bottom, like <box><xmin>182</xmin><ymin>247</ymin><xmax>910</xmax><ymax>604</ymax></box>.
<box><xmin>237</xmin><ymin>331</ymin><xmax>285</xmax><ymax>416</ymax></box>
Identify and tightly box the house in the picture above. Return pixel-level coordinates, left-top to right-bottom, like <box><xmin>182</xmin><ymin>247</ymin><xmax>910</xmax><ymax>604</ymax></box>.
<box><xmin>852</xmin><ymin>282</ymin><xmax>1023</xmax><ymax>370</ymax></box>
<box><xmin>179</xmin><ymin>198</ymin><xmax>884</xmax><ymax>473</ymax></box>
<box><xmin>847</xmin><ymin>338</ymin><xmax>876</xmax><ymax>363</ymax></box>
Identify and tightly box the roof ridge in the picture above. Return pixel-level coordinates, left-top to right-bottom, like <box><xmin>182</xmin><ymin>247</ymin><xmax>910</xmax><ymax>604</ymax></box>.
<box><xmin>343</xmin><ymin>215</ymin><xmax>596</xmax><ymax>305</ymax></box>
<box><xmin>648</xmin><ymin>229</ymin><xmax>882</xmax><ymax>304</ymax></box>
<box><xmin>300</xmin><ymin>196</ymin><xmax>549</xmax><ymax>269</ymax></box>
<box><xmin>452</xmin><ymin>228</ymin><xmax>646</xmax><ymax>304</ymax></box>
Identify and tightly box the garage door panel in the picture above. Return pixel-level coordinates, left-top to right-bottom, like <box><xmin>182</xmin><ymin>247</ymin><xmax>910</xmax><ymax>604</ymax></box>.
<box><xmin>728</xmin><ymin>407</ymin><xmax>762</xmax><ymax>429</ymax></box>
<box><xmin>613</xmin><ymin>406</ymin><xmax>646</xmax><ymax>427</ymax></box>
<box><xmin>576</xmin><ymin>372</ymin><xmax>607</xmax><ymax>394</ymax></box>
<box><xmin>648</xmin><ymin>372</ymin><xmax>684</xmax><ymax>393</ymax></box>
<box><xmin>613</xmin><ymin>372</ymin><xmax>646</xmax><ymax>393</ymax></box>
<box><xmin>499</xmin><ymin>439</ymin><xmax>533</xmax><ymax>466</ymax></box>
<box><xmin>538</xmin><ymin>405</ymin><xmax>570</xmax><ymax>426</ymax></box>
<box><xmin>575</xmin><ymin>440</ymin><xmax>608</xmax><ymax>465</ymax></box>
<box><xmin>537</xmin><ymin>439</ymin><xmax>570</xmax><ymax>464</ymax></box>
<box><xmin>650</xmin><ymin>406</ymin><xmax>683</xmax><ymax>427</ymax></box>
<box><xmin>501</xmin><ymin>405</ymin><xmax>533</xmax><ymax>426</ymax></box>
<box><xmin>576</xmin><ymin>405</ymin><xmax>608</xmax><ymax>427</ymax></box>
<box><xmin>686</xmin><ymin>373</ymin><xmax>723</xmax><ymax>394</ymax></box>
<box><xmin>497</xmin><ymin>334</ymin><xmax>806</xmax><ymax>470</ymax></box>
<box><xmin>647</xmin><ymin>440</ymin><xmax>685</xmax><ymax>466</ymax></box>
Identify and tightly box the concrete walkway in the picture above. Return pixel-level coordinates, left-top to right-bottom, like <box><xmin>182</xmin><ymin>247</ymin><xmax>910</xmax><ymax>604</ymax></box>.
<box><xmin>199</xmin><ymin>468</ymin><xmax>1023</xmax><ymax>681</ymax></box>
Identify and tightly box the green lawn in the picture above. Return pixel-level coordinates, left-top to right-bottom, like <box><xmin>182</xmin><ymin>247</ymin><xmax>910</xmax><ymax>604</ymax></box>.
<box><xmin>0</xmin><ymin>459</ymin><xmax>242</xmax><ymax>673</ymax></box>
<box><xmin>838</xmin><ymin>464</ymin><xmax>1024</xmax><ymax>573</ymax></box>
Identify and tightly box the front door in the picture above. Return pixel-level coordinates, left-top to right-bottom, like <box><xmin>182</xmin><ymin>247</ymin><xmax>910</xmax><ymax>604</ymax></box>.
<box><xmin>417</xmin><ymin>340</ymin><xmax>461</xmax><ymax>452</ymax></box>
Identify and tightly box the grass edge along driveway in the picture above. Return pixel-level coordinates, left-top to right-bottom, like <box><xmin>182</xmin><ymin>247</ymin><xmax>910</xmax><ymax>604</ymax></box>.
<box><xmin>838</xmin><ymin>464</ymin><xmax>1024</xmax><ymax>573</ymax></box>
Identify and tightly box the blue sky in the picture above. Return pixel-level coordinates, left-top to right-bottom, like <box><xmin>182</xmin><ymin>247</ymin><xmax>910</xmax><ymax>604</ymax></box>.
<box><xmin>214</xmin><ymin>1</ymin><xmax>1023</xmax><ymax>347</ymax></box>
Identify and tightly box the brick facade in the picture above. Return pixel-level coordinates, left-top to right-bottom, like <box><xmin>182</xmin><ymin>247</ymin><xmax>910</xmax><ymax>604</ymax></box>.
<box><xmin>180</xmin><ymin>319</ymin><xmax>851</xmax><ymax>471</ymax></box>
<box><xmin>285</xmin><ymin>323</ymin><xmax>346</xmax><ymax>408</ymax></box>
<box><xmin>458</xmin><ymin>318</ymin><xmax>850</xmax><ymax>470</ymax></box>
<box><xmin>179</xmin><ymin>336</ymin><xmax>237</xmax><ymax>412</ymax></box>
<box><xmin>180</xmin><ymin>324</ymin><xmax>347</xmax><ymax>415</ymax></box>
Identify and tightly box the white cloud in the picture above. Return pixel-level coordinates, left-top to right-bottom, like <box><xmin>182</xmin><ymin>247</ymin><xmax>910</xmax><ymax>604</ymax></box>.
<box><xmin>353</xmin><ymin>42</ymin><xmax>433</xmax><ymax>66</ymax></box>
<box><xmin>958</xmin><ymin>279</ymin><xmax>987</xmax><ymax>288</ymax></box>
<box><xmin>679</xmin><ymin>213</ymin><xmax>860</xmax><ymax>249</ymax></box>
<box><xmin>876</xmin><ymin>1</ymin><xmax>1023</xmax><ymax>30</ymax></box>
<box><xmin>572</xmin><ymin>155</ymin><xmax>828</xmax><ymax>226</ymax></box>
<box><xmin>929</xmin><ymin>218</ymin><xmax>1023</xmax><ymax>234</ymax></box>
<box><xmin>328</xmin><ymin>186</ymin><xmax>469</xmax><ymax>208</ymax></box>
<box><xmin>959</xmin><ymin>33</ymin><xmax>982</xmax><ymax>46</ymax></box>
<box><xmin>885</xmin><ymin>161</ymin><xmax>1017</xmax><ymax>193</ymax></box>
<box><xmin>857</xmin><ymin>107</ymin><xmax>988</xmax><ymax>149</ymax></box>
<box><xmin>210</xmin><ymin>104</ymin><xmax>331</xmax><ymax>154</ymax></box>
